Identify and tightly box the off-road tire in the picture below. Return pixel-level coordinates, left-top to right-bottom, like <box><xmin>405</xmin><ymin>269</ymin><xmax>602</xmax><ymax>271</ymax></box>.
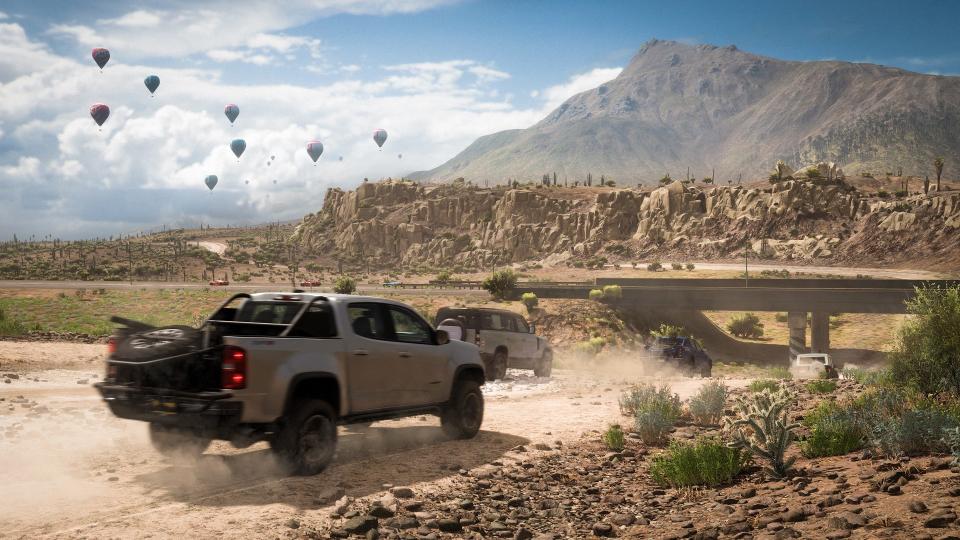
<box><xmin>534</xmin><ymin>350</ymin><xmax>553</xmax><ymax>378</ymax></box>
<box><xmin>271</xmin><ymin>399</ymin><xmax>337</xmax><ymax>476</ymax></box>
<box><xmin>488</xmin><ymin>350</ymin><xmax>508</xmax><ymax>381</ymax></box>
<box><xmin>116</xmin><ymin>325</ymin><xmax>200</xmax><ymax>361</ymax></box>
<box><xmin>441</xmin><ymin>380</ymin><xmax>484</xmax><ymax>439</ymax></box>
<box><xmin>149</xmin><ymin>423</ymin><xmax>211</xmax><ymax>459</ymax></box>
<box><xmin>699</xmin><ymin>361</ymin><xmax>712</xmax><ymax>378</ymax></box>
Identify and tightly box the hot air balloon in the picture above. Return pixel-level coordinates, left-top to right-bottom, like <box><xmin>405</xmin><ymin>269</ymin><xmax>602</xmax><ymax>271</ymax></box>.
<box><xmin>144</xmin><ymin>75</ymin><xmax>160</xmax><ymax>96</ymax></box>
<box><xmin>89</xmin><ymin>104</ymin><xmax>110</xmax><ymax>128</ymax></box>
<box><xmin>373</xmin><ymin>128</ymin><xmax>388</xmax><ymax>150</ymax></box>
<box><xmin>230</xmin><ymin>139</ymin><xmax>246</xmax><ymax>160</ymax></box>
<box><xmin>273</xmin><ymin>180</ymin><xmax>277</xmax><ymax>185</ymax></box>
<box><xmin>266</xmin><ymin>161</ymin><xmax>271</xmax><ymax>167</ymax></box>
<box><xmin>92</xmin><ymin>48</ymin><xmax>110</xmax><ymax>70</ymax></box>
<box><xmin>244</xmin><ymin>180</ymin><xmax>249</xmax><ymax>185</ymax></box>
<box><xmin>398</xmin><ymin>153</ymin><xmax>402</xmax><ymax>159</ymax></box>
<box><xmin>270</xmin><ymin>155</ymin><xmax>275</xmax><ymax>160</ymax></box>
<box><xmin>306</xmin><ymin>140</ymin><xmax>324</xmax><ymax>164</ymax></box>
<box><xmin>224</xmin><ymin>104</ymin><xmax>239</xmax><ymax>125</ymax></box>
<box><xmin>205</xmin><ymin>175</ymin><xmax>218</xmax><ymax>191</ymax></box>
<box><xmin>339</xmin><ymin>156</ymin><xmax>343</xmax><ymax>162</ymax></box>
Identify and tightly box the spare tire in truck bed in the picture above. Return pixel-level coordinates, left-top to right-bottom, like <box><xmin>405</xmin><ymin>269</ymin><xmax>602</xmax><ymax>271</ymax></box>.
<box><xmin>115</xmin><ymin>326</ymin><xmax>201</xmax><ymax>360</ymax></box>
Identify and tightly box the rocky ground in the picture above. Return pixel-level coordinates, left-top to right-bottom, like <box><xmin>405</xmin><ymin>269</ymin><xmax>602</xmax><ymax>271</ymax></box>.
<box><xmin>3</xmin><ymin>341</ymin><xmax>959</xmax><ymax>539</ymax></box>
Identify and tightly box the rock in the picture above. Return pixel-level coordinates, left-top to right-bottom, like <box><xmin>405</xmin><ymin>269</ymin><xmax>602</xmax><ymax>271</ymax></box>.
<box><xmin>285</xmin><ymin>518</ymin><xmax>300</xmax><ymax>529</ymax></box>
<box><xmin>924</xmin><ymin>513</ymin><xmax>957</xmax><ymax>528</ymax></box>
<box><xmin>514</xmin><ymin>527</ymin><xmax>534</xmax><ymax>540</ymax></box>
<box><xmin>369</xmin><ymin>504</ymin><xmax>395</xmax><ymax>518</ymax></box>
<box><xmin>390</xmin><ymin>487</ymin><xmax>415</xmax><ymax>498</ymax></box>
<box><xmin>609</xmin><ymin>513</ymin><xmax>634</xmax><ymax>526</ymax></box>
<box><xmin>342</xmin><ymin>515</ymin><xmax>377</xmax><ymax>534</ymax></box>
<box><xmin>591</xmin><ymin>522</ymin><xmax>613</xmax><ymax>537</ymax></box>
<box><xmin>437</xmin><ymin>518</ymin><xmax>462</xmax><ymax>532</ymax></box>
<box><xmin>911</xmin><ymin>500</ymin><xmax>930</xmax><ymax>513</ymax></box>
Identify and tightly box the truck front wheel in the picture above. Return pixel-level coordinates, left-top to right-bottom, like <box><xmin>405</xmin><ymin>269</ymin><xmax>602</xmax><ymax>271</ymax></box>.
<box><xmin>534</xmin><ymin>350</ymin><xmax>553</xmax><ymax>378</ymax></box>
<box><xmin>271</xmin><ymin>399</ymin><xmax>338</xmax><ymax>475</ymax></box>
<box><xmin>441</xmin><ymin>380</ymin><xmax>484</xmax><ymax>439</ymax></box>
<box><xmin>149</xmin><ymin>423</ymin><xmax>211</xmax><ymax>459</ymax></box>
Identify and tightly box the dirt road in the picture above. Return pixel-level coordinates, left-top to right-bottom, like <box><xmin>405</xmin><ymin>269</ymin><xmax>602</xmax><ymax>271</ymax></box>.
<box><xmin>0</xmin><ymin>341</ymin><xmax>734</xmax><ymax>539</ymax></box>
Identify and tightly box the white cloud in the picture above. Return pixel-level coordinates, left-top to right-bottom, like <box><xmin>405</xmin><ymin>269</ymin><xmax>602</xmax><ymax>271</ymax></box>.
<box><xmin>98</xmin><ymin>10</ymin><xmax>162</xmax><ymax>28</ymax></box>
<box><xmin>340</xmin><ymin>64</ymin><xmax>361</xmax><ymax>73</ymax></box>
<box><xmin>540</xmin><ymin>66</ymin><xmax>622</xmax><ymax>111</ymax></box>
<box><xmin>0</xmin><ymin>18</ymin><xmax>619</xmax><ymax>238</ymax></box>
<box><xmin>47</xmin><ymin>1</ymin><xmax>458</xmax><ymax>59</ymax></box>
<box><xmin>0</xmin><ymin>11</ymin><xmax>8</xmax><ymax>20</ymax></box>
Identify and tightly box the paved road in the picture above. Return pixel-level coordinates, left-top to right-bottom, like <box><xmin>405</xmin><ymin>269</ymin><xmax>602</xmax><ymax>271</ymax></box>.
<box><xmin>610</xmin><ymin>262</ymin><xmax>945</xmax><ymax>280</ymax></box>
<box><xmin>0</xmin><ymin>280</ymin><xmax>487</xmax><ymax>296</ymax></box>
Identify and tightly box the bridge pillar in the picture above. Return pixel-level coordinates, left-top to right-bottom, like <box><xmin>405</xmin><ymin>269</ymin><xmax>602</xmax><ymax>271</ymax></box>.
<box><xmin>788</xmin><ymin>312</ymin><xmax>807</xmax><ymax>360</ymax></box>
<box><xmin>811</xmin><ymin>312</ymin><xmax>830</xmax><ymax>353</ymax></box>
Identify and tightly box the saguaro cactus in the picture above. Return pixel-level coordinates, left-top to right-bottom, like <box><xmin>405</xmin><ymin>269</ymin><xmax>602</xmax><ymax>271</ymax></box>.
<box><xmin>725</xmin><ymin>386</ymin><xmax>799</xmax><ymax>478</ymax></box>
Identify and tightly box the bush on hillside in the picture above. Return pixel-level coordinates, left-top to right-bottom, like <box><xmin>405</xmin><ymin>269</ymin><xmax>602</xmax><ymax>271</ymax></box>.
<box><xmin>482</xmin><ymin>269</ymin><xmax>518</xmax><ymax>300</ymax></box>
<box><xmin>333</xmin><ymin>276</ymin><xmax>357</xmax><ymax>294</ymax></box>
<box><xmin>601</xmin><ymin>285</ymin><xmax>622</xmax><ymax>301</ymax></box>
<box><xmin>689</xmin><ymin>380</ymin><xmax>729</xmax><ymax>425</ymax></box>
<box><xmin>520</xmin><ymin>292</ymin><xmax>538</xmax><ymax>313</ymax></box>
<box><xmin>588</xmin><ymin>289</ymin><xmax>603</xmax><ymax>301</ymax></box>
<box><xmin>602</xmin><ymin>424</ymin><xmax>625</xmax><ymax>451</ymax></box>
<box><xmin>727</xmin><ymin>313</ymin><xmax>765</xmax><ymax>338</ymax></box>
<box><xmin>620</xmin><ymin>383</ymin><xmax>682</xmax><ymax>445</ymax></box>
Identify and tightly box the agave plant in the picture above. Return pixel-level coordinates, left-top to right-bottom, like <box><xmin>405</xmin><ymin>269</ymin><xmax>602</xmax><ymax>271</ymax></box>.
<box><xmin>725</xmin><ymin>387</ymin><xmax>799</xmax><ymax>478</ymax></box>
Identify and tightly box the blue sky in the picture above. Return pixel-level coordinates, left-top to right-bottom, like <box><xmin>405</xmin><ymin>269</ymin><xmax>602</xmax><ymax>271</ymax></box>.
<box><xmin>2</xmin><ymin>0</ymin><xmax>959</xmax><ymax>238</ymax></box>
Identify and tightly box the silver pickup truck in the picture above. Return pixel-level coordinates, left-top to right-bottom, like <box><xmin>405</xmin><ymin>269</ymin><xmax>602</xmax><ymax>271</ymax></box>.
<box><xmin>95</xmin><ymin>292</ymin><xmax>486</xmax><ymax>475</ymax></box>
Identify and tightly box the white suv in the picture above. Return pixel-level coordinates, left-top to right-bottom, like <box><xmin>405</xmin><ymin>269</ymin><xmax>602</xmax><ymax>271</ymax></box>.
<box><xmin>435</xmin><ymin>307</ymin><xmax>553</xmax><ymax>380</ymax></box>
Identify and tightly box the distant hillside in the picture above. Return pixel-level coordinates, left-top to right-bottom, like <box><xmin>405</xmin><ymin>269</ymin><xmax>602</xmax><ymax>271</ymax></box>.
<box><xmin>411</xmin><ymin>39</ymin><xmax>960</xmax><ymax>184</ymax></box>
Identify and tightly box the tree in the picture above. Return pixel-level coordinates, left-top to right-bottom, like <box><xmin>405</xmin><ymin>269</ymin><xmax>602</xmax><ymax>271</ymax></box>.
<box><xmin>805</xmin><ymin>168</ymin><xmax>822</xmax><ymax>180</ymax></box>
<box><xmin>435</xmin><ymin>270</ymin><xmax>453</xmax><ymax>284</ymax></box>
<box><xmin>702</xmin><ymin>177</ymin><xmax>713</xmax><ymax>185</ymax></box>
<box><xmin>521</xmin><ymin>292</ymin><xmax>539</xmax><ymax>313</ymax></box>
<box><xmin>659</xmin><ymin>174</ymin><xmax>672</xmax><ymax>186</ymax></box>
<box><xmin>934</xmin><ymin>157</ymin><xmax>945</xmax><ymax>192</ymax></box>
<box><xmin>889</xmin><ymin>284</ymin><xmax>960</xmax><ymax>396</ymax></box>
<box><xmin>482</xmin><ymin>269</ymin><xmax>517</xmax><ymax>300</ymax></box>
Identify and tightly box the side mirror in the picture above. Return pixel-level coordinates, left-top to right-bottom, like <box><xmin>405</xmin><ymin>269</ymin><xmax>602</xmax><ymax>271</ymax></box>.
<box><xmin>529</xmin><ymin>323</ymin><xmax>536</xmax><ymax>334</ymax></box>
<box><xmin>436</xmin><ymin>329</ymin><xmax>450</xmax><ymax>345</ymax></box>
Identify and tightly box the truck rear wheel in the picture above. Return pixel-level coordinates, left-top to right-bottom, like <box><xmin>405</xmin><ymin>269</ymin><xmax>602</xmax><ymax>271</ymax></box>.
<box><xmin>441</xmin><ymin>380</ymin><xmax>484</xmax><ymax>439</ymax></box>
<box><xmin>487</xmin><ymin>350</ymin><xmax>508</xmax><ymax>381</ymax></box>
<box><xmin>149</xmin><ymin>423</ymin><xmax>211</xmax><ymax>459</ymax></box>
<box><xmin>271</xmin><ymin>399</ymin><xmax>337</xmax><ymax>476</ymax></box>
<box><xmin>534</xmin><ymin>350</ymin><xmax>553</xmax><ymax>378</ymax></box>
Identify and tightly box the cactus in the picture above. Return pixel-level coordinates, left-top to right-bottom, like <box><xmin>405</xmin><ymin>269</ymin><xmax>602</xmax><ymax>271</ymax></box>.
<box><xmin>725</xmin><ymin>387</ymin><xmax>799</xmax><ymax>478</ymax></box>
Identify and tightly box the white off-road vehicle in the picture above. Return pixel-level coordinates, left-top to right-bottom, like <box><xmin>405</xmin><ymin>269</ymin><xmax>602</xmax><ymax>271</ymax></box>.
<box><xmin>435</xmin><ymin>306</ymin><xmax>553</xmax><ymax>380</ymax></box>
<box><xmin>96</xmin><ymin>292</ymin><xmax>486</xmax><ymax>475</ymax></box>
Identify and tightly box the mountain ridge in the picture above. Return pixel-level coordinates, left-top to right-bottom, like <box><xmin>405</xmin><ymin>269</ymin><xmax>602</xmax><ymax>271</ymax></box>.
<box><xmin>410</xmin><ymin>39</ymin><xmax>960</xmax><ymax>184</ymax></box>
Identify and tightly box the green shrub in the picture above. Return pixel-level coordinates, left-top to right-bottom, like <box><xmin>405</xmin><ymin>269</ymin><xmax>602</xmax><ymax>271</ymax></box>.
<box><xmin>0</xmin><ymin>306</ymin><xmax>27</xmax><ymax>337</ymax></box>
<box><xmin>435</xmin><ymin>270</ymin><xmax>453</xmax><ymax>284</ymax></box>
<box><xmin>802</xmin><ymin>403</ymin><xmax>863</xmax><ymax>457</ymax></box>
<box><xmin>649</xmin><ymin>438</ymin><xmax>748</xmax><ymax>488</ymax></box>
<box><xmin>520</xmin><ymin>292</ymin><xmax>538</xmax><ymax>313</ymax></box>
<box><xmin>806</xmin><ymin>380</ymin><xmax>837</xmax><ymax>394</ymax></box>
<box><xmin>647</xmin><ymin>262</ymin><xmax>663</xmax><ymax>272</ymax></box>
<box><xmin>943</xmin><ymin>426</ymin><xmax>960</xmax><ymax>464</ymax></box>
<box><xmin>769</xmin><ymin>367</ymin><xmax>793</xmax><ymax>380</ymax></box>
<box><xmin>651</xmin><ymin>323</ymin><xmax>685</xmax><ymax>338</ymax></box>
<box><xmin>602</xmin><ymin>424</ymin><xmax>626</xmax><ymax>451</ymax></box>
<box><xmin>727</xmin><ymin>313</ymin><xmax>764</xmax><ymax>339</ymax></box>
<box><xmin>748</xmin><ymin>379</ymin><xmax>781</xmax><ymax>393</ymax></box>
<box><xmin>671</xmin><ymin>262</ymin><xmax>683</xmax><ymax>271</ymax></box>
<box><xmin>689</xmin><ymin>381</ymin><xmax>729</xmax><ymax>425</ymax></box>
<box><xmin>686</xmin><ymin>263</ymin><xmax>695</xmax><ymax>271</ymax></box>
<box><xmin>588</xmin><ymin>289</ymin><xmax>603</xmax><ymax>301</ymax></box>
<box><xmin>889</xmin><ymin>284</ymin><xmax>960</xmax><ymax>396</ymax></box>
<box><xmin>726</xmin><ymin>387</ymin><xmax>799</xmax><ymax>478</ymax></box>
<box><xmin>482</xmin><ymin>269</ymin><xmax>517</xmax><ymax>300</ymax></box>
<box><xmin>841</xmin><ymin>367</ymin><xmax>891</xmax><ymax>386</ymax></box>
<box><xmin>574</xmin><ymin>337</ymin><xmax>605</xmax><ymax>357</ymax></box>
<box><xmin>620</xmin><ymin>384</ymin><xmax>682</xmax><ymax>445</ymax></box>
<box><xmin>333</xmin><ymin>276</ymin><xmax>357</xmax><ymax>294</ymax></box>
<box><xmin>871</xmin><ymin>404</ymin><xmax>960</xmax><ymax>457</ymax></box>
<box><xmin>601</xmin><ymin>285</ymin><xmax>622</xmax><ymax>301</ymax></box>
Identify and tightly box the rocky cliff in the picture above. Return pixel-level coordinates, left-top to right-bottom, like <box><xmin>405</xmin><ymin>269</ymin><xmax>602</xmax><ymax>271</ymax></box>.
<box><xmin>294</xmin><ymin>178</ymin><xmax>960</xmax><ymax>270</ymax></box>
<box><xmin>411</xmin><ymin>39</ymin><xmax>960</xmax><ymax>184</ymax></box>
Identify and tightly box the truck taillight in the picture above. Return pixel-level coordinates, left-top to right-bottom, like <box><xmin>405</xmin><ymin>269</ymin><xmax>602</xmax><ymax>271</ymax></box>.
<box><xmin>221</xmin><ymin>346</ymin><xmax>247</xmax><ymax>390</ymax></box>
<box><xmin>107</xmin><ymin>337</ymin><xmax>117</xmax><ymax>355</ymax></box>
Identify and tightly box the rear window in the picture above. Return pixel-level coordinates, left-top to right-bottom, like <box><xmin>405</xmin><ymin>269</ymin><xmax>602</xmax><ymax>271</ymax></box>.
<box><xmin>236</xmin><ymin>301</ymin><xmax>303</xmax><ymax>324</ymax></box>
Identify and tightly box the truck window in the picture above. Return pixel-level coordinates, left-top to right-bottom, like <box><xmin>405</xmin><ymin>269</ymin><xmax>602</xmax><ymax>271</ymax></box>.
<box><xmin>513</xmin><ymin>315</ymin><xmax>529</xmax><ymax>333</ymax></box>
<box><xmin>288</xmin><ymin>302</ymin><xmax>337</xmax><ymax>338</ymax></box>
<box><xmin>480</xmin><ymin>312</ymin><xmax>506</xmax><ymax>331</ymax></box>
<box><xmin>237</xmin><ymin>301</ymin><xmax>301</xmax><ymax>324</ymax></box>
<box><xmin>347</xmin><ymin>303</ymin><xmax>388</xmax><ymax>340</ymax></box>
<box><xmin>387</xmin><ymin>306</ymin><xmax>432</xmax><ymax>344</ymax></box>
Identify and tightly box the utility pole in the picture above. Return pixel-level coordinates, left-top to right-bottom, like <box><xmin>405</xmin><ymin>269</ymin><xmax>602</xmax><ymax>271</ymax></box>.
<box><xmin>744</xmin><ymin>244</ymin><xmax>749</xmax><ymax>288</ymax></box>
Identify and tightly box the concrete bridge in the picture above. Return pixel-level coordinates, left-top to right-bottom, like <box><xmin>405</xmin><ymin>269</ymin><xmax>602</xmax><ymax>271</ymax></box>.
<box><xmin>513</xmin><ymin>278</ymin><xmax>958</xmax><ymax>359</ymax></box>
